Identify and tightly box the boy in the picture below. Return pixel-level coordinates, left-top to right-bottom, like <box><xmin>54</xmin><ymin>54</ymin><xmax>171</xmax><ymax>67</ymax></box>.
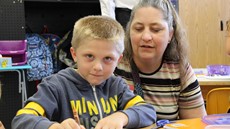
<box><xmin>12</xmin><ymin>15</ymin><xmax>156</xmax><ymax>129</ymax></box>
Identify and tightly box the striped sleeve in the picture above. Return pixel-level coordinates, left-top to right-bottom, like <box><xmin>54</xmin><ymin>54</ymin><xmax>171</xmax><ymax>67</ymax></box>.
<box><xmin>179</xmin><ymin>64</ymin><xmax>205</xmax><ymax>109</ymax></box>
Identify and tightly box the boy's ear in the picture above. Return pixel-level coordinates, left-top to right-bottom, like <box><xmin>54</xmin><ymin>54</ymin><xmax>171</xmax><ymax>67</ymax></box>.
<box><xmin>118</xmin><ymin>54</ymin><xmax>123</xmax><ymax>63</ymax></box>
<box><xmin>70</xmin><ymin>47</ymin><xmax>77</xmax><ymax>62</ymax></box>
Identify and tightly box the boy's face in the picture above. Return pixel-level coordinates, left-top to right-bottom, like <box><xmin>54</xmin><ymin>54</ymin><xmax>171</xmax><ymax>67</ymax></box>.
<box><xmin>70</xmin><ymin>39</ymin><xmax>122</xmax><ymax>86</ymax></box>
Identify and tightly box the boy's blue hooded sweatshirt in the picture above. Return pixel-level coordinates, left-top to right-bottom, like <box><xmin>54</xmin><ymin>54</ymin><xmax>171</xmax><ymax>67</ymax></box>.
<box><xmin>12</xmin><ymin>67</ymin><xmax>156</xmax><ymax>129</ymax></box>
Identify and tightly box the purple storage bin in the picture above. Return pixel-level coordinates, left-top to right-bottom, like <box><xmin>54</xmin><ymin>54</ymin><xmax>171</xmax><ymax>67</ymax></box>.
<box><xmin>0</xmin><ymin>40</ymin><xmax>26</xmax><ymax>54</ymax></box>
<box><xmin>0</xmin><ymin>40</ymin><xmax>27</xmax><ymax>66</ymax></box>
<box><xmin>3</xmin><ymin>52</ymin><xmax>27</xmax><ymax>66</ymax></box>
<box><xmin>207</xmin><ymin>65</ymin><xmax>230</xmax><ymax>76</ymax></box>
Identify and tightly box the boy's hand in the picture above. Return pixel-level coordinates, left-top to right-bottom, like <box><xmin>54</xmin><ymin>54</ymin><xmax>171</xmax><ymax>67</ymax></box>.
<box><xmin>48</xmin><ymin>118</ymin><xmax>85</xmax><ymax>129</ymax></box>
<box><xmin>95</xmin><ymin>112</ymin><xmax>128</xmax><ymax>129</ymax></box>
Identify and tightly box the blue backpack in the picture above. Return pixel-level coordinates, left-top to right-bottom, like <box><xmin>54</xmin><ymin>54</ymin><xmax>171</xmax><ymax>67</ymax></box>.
<box><xmin>41</xmin><ymin>33</ymin><xmax>61</xmax><ymax>73</ymax></box>
<box><xmin>26</xmin><ymin>33</ymin><xmax>54</xmax><ymax>81</ymax></box>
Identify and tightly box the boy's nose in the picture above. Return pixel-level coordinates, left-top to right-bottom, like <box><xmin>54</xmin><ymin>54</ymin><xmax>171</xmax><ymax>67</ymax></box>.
<box><xmin>93</xmin><ymin>61</ymin><xmax>103</xmax><ymax>71</ymax></box>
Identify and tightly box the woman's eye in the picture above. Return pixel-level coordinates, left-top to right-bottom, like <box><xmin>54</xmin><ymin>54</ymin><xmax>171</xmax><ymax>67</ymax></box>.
<box><xmin>152</xmin><ymin>29</ymin><xmax>160</xmax><ymax>33</ymax></box>
<box><xmin>134</xmin><ymin>27</ymin><xmax>143</xmax><ymax>32</ymax></box>
<box><xmin>151</xmin><ymin>27</ymin><xmax>163</xmax><ymax>33</ymax></box>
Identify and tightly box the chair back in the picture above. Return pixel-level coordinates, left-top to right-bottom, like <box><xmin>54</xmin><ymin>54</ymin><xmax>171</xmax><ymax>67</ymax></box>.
<box><xmin>206</xmin><ymin>87</ymin><xmax>230</xmax><ymax>115</ymax></box>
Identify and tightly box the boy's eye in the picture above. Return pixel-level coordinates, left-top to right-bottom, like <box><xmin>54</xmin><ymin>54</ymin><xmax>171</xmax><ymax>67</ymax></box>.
<box><xmin>86</xmin><ymin>54</ymin><xmax>94</xmax><ymax>60</ymax></box>
<box><xmin>104</xmin><ymin>57</ymin><xmax>112</xmax><ymax>62</ymax></box>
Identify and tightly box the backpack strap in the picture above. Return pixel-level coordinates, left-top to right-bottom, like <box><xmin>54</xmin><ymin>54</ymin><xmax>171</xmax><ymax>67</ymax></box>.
<box><xmin>130</xmin><ymin>59</ymin><xmax>143</xmax><ymax>98</ymax></box>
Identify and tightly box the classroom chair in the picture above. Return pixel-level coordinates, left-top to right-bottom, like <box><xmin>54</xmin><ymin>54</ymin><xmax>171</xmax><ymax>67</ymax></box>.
<box><xmin>206</xmin><ymin>87</ymin><xmax>230</xmax><ymax>115</ymax></box>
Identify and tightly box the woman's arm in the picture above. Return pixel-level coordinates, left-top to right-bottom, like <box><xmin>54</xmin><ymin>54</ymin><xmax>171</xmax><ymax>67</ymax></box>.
<box><xmin>179</xmin><ymin>105</ymin><xmax>207</xmax><ymax>119</ymax></box>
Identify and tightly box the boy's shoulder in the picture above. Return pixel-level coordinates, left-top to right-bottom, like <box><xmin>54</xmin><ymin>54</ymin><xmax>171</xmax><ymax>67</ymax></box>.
<box><xmin>108</xmin><ymin>74</ymin><xmax>123</xmax><ymax>82</ymax></box>
<box><xmin>105</xmin><ymin>75</ymin><xmax>127</xmax><ymax>87</ymax></box>
<box><xmin>42</xmin><ymin>67</ymin><xmax>75</xmax><ymax>84</ymax></box>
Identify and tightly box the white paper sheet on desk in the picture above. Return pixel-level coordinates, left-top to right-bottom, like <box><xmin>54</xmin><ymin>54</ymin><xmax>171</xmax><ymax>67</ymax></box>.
<box><xmin>205</xmin><ymin>76</ymin><xmax>230</xmax><ymax>80</ymax></box>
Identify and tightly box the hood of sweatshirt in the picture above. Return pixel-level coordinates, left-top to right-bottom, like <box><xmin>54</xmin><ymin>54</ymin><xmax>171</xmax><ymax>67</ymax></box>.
<box><xmin>56</xmin><ymin>67</ymin><xmax>106</xmax><ymax>91</ymax></box>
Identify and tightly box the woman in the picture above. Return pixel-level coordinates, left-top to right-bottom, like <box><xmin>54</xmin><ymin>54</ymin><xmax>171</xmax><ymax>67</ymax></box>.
<box><xmin>114</xmin><ymin>0</ymin><xmax>207</xmax><ymax>120</ymax></box>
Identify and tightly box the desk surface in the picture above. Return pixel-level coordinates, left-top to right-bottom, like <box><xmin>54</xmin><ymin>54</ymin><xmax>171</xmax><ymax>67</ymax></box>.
<box><xmin>163</xmin><ymin>118</ymin><xmax>207</xmax><ymax>129</ymax></box>
<box><xmin>143</xmin><ymin>113</ymin><xmax>230</xmax><ymax>129</ymax></box>
<box><xmin>194</xmin><ymin>68</ymin><xmax>230</xmax><ymax>86</ymax></box>
<box><xmin>198</xmin><ymin>77</ymin><xmax>230</xmax><ymax>86</ymax></box>
<box><xmin>0</xmin><ymin>64</ymin><xmax>31</xmax><ymax>70</ymax></box>
<box><xmin>141</xmin><ymin>118</ymin><xmax>207</xmax><ymax>129</ymax></box>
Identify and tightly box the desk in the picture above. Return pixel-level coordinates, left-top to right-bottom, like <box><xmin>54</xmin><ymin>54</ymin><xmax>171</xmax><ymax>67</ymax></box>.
<box><xmin>142</xmin><ymin>113</ymin><xmax>230</xmax><ymax>129</ymax></box>
<box><xmin>163</xmin><ymin>113</ymin><xmax>230</xmax><ymax>129</ymax></box>
<box><xmin>163</xmin><ymin>118</ymin><xmax>207</xmax><ymax>129</ymax></box>
<box><xmin>141</xmin><ymin>118</ymin><xmax>207</xmax><ymax>129</ymax></box>
<box><xmin>0</xmin><ymin>65</ymin><xmax>31</xmax><ymax>107</ymax></box>
<box><xmin>194</xmin><ymin>68</ymin><xmax>230</xmax><ymax>100</ymax></box>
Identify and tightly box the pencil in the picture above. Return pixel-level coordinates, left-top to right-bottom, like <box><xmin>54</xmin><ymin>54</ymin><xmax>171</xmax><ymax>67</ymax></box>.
<box><xmin>73</xmin><ymin>109</ymin><xmax>80</xmax><ymax>125</ymax></box>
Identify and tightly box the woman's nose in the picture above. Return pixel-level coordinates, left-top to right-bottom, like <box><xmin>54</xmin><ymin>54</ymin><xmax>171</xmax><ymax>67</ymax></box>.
<box><xmin>142</xmin><ymin>31</ymin><xmax>153</xmax><ymax>42</ymax></box>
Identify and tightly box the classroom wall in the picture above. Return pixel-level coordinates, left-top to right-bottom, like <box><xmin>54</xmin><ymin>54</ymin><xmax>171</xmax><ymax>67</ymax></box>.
<box><xmin>179</xmin><ymin>0</ymin><xmax>230</xmax><ymax>68</ymax></box>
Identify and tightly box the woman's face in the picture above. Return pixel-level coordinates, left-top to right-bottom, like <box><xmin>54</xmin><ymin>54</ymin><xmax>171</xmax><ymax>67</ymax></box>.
<box><xmin>130</xmin><ymin>7</ymin><xmax>173</xmax><ymax>63</ymax></box>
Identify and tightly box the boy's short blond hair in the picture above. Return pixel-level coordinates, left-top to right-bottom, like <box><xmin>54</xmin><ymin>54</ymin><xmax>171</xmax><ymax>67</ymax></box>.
<box><xmin>71</xmin><ymin>15</ymin><xmax>125</xmax><ymax>54</ymax></box>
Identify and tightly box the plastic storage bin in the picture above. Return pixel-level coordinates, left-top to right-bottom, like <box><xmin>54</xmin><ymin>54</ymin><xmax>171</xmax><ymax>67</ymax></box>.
<box><xmin>207</xmin><ymin>65</ymin><xmax>230</xmax><ymax>76</ymax></box>
<box><xmin>205</xmin><ymin>125</ymin><xmax>230</xmax><ymax>129</ymax></box>
<box><xmin>202</xmin><ymin>113</ymin><xmax>230</xmax><ymax>125</ymax></box>
<box><xmin>3</xmin><ymin>53</ymin><xmax>27</xmax><ymax>66</ymax></box>
<box><xmin>0</xmin><ymin>40</ymin><xmax>26</xmax><ymax>54</ymax></box>
<box><xmin>0</xmin><ymin>40</ymin><xmax>27</xmax><ymax>66</ymax></box>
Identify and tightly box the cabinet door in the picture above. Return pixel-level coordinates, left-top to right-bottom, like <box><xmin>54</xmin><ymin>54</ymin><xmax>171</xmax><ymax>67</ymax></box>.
<box><xmin>179</xmin><ymin>0</ymin><xmax>230</xmax><ymax>68</ymax></box>
<box><xmin>0</xmin><ymin>72</ymin><xmax>23</xmax><ymax>129</ymax></box>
